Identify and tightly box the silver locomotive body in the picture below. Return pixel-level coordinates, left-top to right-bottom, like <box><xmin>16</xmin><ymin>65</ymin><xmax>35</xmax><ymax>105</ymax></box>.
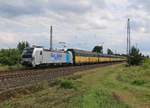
<box><xmin>21</xmin><ymin>47</ymin><xmax>73</xmax><ymax>67</ymax></box>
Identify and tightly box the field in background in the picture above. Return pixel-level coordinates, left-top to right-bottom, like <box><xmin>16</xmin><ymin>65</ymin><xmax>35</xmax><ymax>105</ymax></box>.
<box><xmin>0</xmin><ymin>60</ymin><xmax>150</xmax><ymax>108</ymax></box>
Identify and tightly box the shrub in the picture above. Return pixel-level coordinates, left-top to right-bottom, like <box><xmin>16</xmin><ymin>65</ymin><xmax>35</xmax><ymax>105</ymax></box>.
<box><xmin>59</xmin><ymin>79</ymin><xmax>75</xmax><ymax>89</ymax></box>
<box><xmin>0</xmin><ymin>48</ymin><xmax>21</xmax><ymax>66</ymax></box>
<box><xmin>131</xmin><ymin>79</ymin><xmax>146</xmax><ymax>86</ymax></box>
<box><xmin>128</xmin><ymin>46</ymin><xmax>143</xmax><ymax>66</ymax></box>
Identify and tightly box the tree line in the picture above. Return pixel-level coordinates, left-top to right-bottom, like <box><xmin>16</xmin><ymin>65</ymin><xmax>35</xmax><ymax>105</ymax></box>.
<box><xmin>0</xmin><ymin>41</ymin><xmax>29</xmax><ymax>66</ymax></box>
<box><xmin>92</xmin><ymin>46</ymin><xmax>113</xmax><ymax>55</ymax></box>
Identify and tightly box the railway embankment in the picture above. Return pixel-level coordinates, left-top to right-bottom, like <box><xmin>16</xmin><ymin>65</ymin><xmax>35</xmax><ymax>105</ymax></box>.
<box><xmin>0</xmin><ymin>60</ymin><xmax>149</xmax><ymax>108</ymax></box>
<box><xmin>0</xmin><ymin>63</ymin><xmax>121</xmax><ymax>91</ymax></box>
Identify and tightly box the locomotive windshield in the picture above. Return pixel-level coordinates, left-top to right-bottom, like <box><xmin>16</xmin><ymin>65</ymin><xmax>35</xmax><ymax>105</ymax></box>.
<box><xmin>22</xmin><ymin>48</ymin><xmax>34</xmax><ymax>58</ymax></box>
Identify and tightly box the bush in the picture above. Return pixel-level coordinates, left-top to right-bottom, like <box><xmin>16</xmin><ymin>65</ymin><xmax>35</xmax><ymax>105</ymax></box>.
<box><xmin>128</xmin><ymin>46</ymin><xmax>143</xmax><ymax>66</ymax></box>
<box><xmin>0</xmin><ymin>48</ymin><xmax>21</xmax><ymax>66</ymax></box>
<box><xmin>59</xmin><ymin>79</ymin><xmax>75</xmax><ymax>89</ymax></box>
<box><xmin>131</xmin><ymin>79</ymin><xmax>146</xmax><ymax>86</ymax></box>
<box><xmin>0</xmin><ymin>41</ymin><xmax>30</xmax><ymax>66</ymax></box>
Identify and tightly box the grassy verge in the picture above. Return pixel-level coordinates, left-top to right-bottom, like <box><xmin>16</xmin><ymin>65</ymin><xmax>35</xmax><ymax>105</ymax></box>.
<box><xmin>0</xmin><ymin>64</ymin><xmax>24</xmax><ymax>72</ymax></box>
<box><xmin>0</xmin><ymin>60</ymin><xmax>150</xmax><ymax>108</ymax></box>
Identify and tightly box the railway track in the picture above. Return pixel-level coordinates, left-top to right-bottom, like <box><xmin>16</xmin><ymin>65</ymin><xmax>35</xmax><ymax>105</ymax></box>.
<box><xmin>0</xmin><ymin>62</ymin><xmax>123</xmax><ymax>92</ymax></box>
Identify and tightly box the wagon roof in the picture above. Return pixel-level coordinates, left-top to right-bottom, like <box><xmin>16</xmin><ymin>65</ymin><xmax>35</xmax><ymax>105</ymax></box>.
<box><xmin>68</xmin><ymin>48</ymin><xmax>125</xmax><ymax>58</ymax></box>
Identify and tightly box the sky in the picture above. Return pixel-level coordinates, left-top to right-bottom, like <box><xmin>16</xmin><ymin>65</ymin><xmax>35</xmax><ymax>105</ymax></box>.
<box><xmin>0</xmin><ymin>0</ymin><xmax>150</xmax><ymax>55</ymax></box>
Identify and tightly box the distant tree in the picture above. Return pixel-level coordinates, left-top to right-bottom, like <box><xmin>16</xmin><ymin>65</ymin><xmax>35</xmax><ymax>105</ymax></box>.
<box><xmin>17</xmin><ymin>41</ymin><xmax>29</xmax><ymax>54</ymax></box>
<box><xmin>107</xmin><ymin>48</ymin><xmax>113</xmax><ymax>55</ymax></box>
<box><xmin>128</xmin><ymin>46</ymin><xmax>143</xmax><ymax>65</ymax></box>
<box><xmin>92</xmin><ymin>46</ymin><xmax>103</xmax><ymax>53</ymax></box>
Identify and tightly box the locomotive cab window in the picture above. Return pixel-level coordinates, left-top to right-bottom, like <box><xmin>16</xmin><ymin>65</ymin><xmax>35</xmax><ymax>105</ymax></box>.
<box><xmin>40</xmin><ymin>51</ymin><xmax>42</xmax><ymax>55</ymax></box>
<box><xmin>22</xmin><ymin>48</ymin><xmax>34</xmax><ymax>58</ymax></box>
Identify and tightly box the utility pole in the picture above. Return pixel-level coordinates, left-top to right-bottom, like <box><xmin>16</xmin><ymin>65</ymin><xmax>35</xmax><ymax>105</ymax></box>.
<box><xmin>50</xmin><ymin>26</ymin><xmax>53</xmax><ymax>50</ymax></box>
<box><xmin>127</xmin><ymin>18</ymin><xmax>131</xmax><ymax>65</ymax></box>
<box><xmin>128</xmin><ymin>19</ymin><xmax>131</xmax><ymax>55</ymax></box>
<box><xmin>127</xmin><ymin>22</ymin><xmax>129</xmax><ymax>55</ymax></box>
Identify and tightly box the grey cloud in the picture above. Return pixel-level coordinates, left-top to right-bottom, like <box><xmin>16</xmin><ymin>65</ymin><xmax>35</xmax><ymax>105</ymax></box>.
<box><xmin>131</xmin><ymin>19</ymin><xmax>150</xmax><ymax>33</ymax></box>
<box><xmin>0</xmin><ymin>0</ymin><xmax>100</xmax><ymax>17</ymax></box>
<box><xmin>47</xmin><ymin>0</ymin><xmax>92</xmax><ymax>14</ymax></box>
<box><xmin>90</xmin><ymin>0</ymin><xmax>106</xmax><ymax>9</ymax></box>
<box><xmin>131</xmin><ymin>19</ymin><xmax>143</xmax><ymax>31</ymax></box>
<box><xmin>0</xmin><ymin>0</ymin><xmax>45</xmax><ymax>17</ymax></box>
<box><xmin>129</xmin><ymin>0</ymin><xmax>150</xmax><ymax>14</ymax></box>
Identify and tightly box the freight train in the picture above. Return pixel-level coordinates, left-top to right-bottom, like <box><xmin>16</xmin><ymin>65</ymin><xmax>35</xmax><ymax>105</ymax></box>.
<box><xmin>21</xmin><ymin>46</ymin><xmax>126</xmax><ymax>67</ymax></box>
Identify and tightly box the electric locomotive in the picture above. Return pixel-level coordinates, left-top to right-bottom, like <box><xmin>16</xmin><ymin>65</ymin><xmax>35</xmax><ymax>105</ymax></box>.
<box><xmin>21</xmin><ymin>46</ymin><xmax>73</xmax><ymax>67</ymax></box>
<box><xmin>21</xmin><ymin>46</ymin><xmax>126</xmax><ymax>67</ymax></box>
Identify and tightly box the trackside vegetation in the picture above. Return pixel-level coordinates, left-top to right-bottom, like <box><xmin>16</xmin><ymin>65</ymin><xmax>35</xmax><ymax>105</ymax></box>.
<box><xmin>0</xmin><ymin>59</ymin><xmax>150</xmax><ymax>108</ymax></box>
<box><xmin>0</xmin><ymin>41</ymin><xmax>29</xmax><ymax>70</ymax></box>
<box><xmin>127</xmin><ymin>46</ymin><xmax>144</xmax><ymax>66</ymax></box>
<box><xmin>0</xmin><ymin>48</ymin><xmax>20</xmax><ymax>66</ymax></box>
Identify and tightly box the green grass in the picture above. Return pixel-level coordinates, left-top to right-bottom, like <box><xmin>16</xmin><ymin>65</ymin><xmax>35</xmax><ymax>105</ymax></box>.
<box><xmin>0</xmin><ymin>64</ymin><xmax>24</xmax><ymax>72</ymax></box>
<box><xmin>0</xmin><ymin>60</ymin><xmax>150</xmax><ymax>108</ymax></box>
<box><xmin>59</xmin><ymin>79</ymin><xmax>77</xmax><ymax>89</ymax></box>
